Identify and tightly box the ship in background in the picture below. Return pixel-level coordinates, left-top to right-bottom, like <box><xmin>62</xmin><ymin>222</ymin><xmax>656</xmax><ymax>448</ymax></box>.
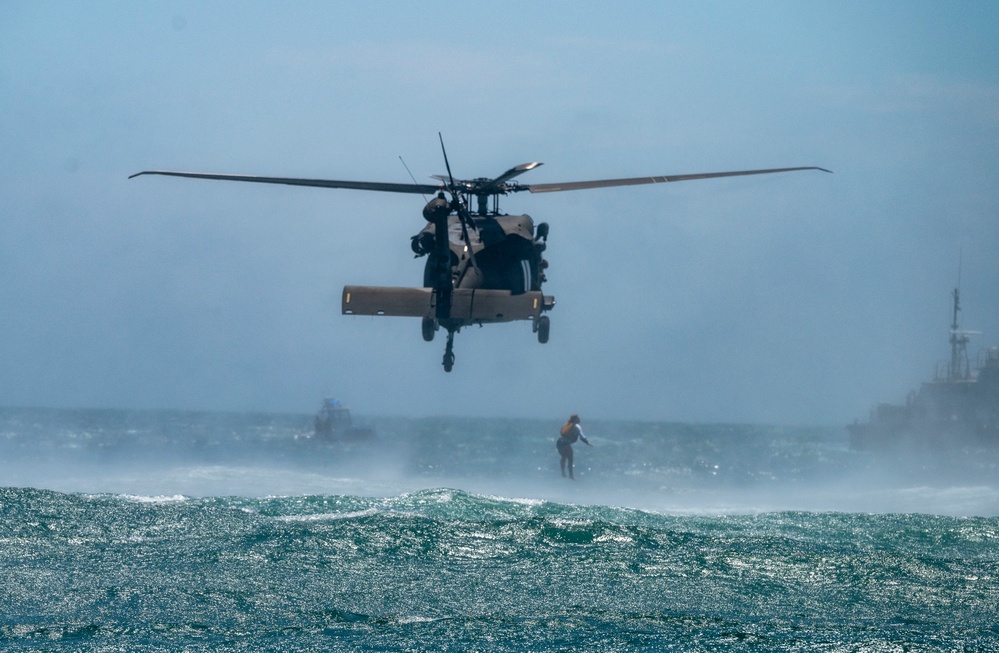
<box><xmin>313</xmin><ymin>398</ymin><xmax>374</xmax><ymax>441</ymax></box>
<box><xmin>849</xmin><ymin>286</ymin><xmax>999</xmax><ymax>450</ymax></box>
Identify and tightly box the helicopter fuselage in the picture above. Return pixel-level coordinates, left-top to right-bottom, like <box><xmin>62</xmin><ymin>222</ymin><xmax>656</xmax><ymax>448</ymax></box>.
<box><xmin>341</xmin><ymin>211</ymin><xmax>555</xmax><ymax>341</ymax></box>
<box><xmin>415</xmin><ymin>213</ymin><xmax>546</xmax><ymax>294</ymax></box>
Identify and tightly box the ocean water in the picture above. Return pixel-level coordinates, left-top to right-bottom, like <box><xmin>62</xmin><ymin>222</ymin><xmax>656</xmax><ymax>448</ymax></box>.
<box><xmin>2</xmin><ymin>407</ymin><xmax>998</xmax><ymax>651</ymax></box>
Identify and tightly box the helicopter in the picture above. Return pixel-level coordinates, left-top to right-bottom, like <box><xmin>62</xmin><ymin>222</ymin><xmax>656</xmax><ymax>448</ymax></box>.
<box><xmin>130</xmin><ymin>139</ymin><xmax>829</xmax><ymax>371</ymax></box>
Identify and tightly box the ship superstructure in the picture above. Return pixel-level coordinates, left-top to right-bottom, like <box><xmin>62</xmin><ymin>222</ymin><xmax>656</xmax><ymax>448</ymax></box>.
<box><xmin>849</xmin><ymin>288</ymin><xmax>999</xmax><ymax>450</ymax></box>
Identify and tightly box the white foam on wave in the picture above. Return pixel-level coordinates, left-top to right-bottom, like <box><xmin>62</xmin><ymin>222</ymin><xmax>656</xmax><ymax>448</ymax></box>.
<box><xmin>118</xmin><ymin>493</ymin><xmax>189</xmax><ymax>504</ymax></box>
<box><xmin>396</xmin><ymin>615</ymin><xmax>438</xmax><ymax>624</ymax></box>
<box><xmin>485</xmin><ymin>494</ymin><xmax>546</xmax><ymax>507</ymax></box>
<box><xmin>274</xmin><ymin>508</ymin><xmax>379</xmax><ymax>522</ymax></box>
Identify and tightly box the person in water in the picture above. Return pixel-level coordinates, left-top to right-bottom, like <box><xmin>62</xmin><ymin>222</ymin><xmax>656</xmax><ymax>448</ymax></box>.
<box><xmin>556</xmin><ymin>413</ymin><xmax>590</xmax><ymax>479</ymax></box>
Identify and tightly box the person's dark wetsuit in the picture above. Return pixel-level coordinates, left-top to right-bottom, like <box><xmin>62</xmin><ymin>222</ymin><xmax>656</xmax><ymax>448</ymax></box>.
<box><xmin>556</xmin><ymin>416</ymin><xmax>589</xmax><ymax>479</ymax></box>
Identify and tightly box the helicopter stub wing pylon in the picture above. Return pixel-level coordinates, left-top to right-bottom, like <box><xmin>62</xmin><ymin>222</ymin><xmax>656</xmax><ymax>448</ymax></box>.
<box><xmin>341</xmin><ymin>286</ymin><xmax>553</xmax><ymax>323</ymax></box>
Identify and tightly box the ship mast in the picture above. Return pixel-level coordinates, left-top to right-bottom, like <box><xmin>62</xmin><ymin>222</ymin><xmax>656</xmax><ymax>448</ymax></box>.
<box><xmin>949</xmin><ymin>253</ymin><xmax>971</xmax><ymax>380</ymax></box>
<box><xmin>949</xmin><ymin>287</ymin><xmax>970</xmax><ymax>380</ymax></box>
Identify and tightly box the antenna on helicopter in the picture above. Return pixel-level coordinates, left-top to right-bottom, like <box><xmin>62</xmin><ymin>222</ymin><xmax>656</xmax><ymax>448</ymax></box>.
<box><xmin>399</xmin><ymin>156</ymin><xmax>428</xmax><ymax>202</ymax></box>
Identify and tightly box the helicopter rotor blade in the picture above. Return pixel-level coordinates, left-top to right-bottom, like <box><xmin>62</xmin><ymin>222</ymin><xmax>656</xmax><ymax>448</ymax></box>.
<box><xmin>429</xmin><ymin>163</ymin><xmax>543</xmax><ymax>195</ymax></box>
<box><xmin>486</xmin><ymin>162</ymin><xmax>544</xmax><ymax>189</ymax></box>
<box><xmin>128</xmin><ymin>170</ymin><xmax>441</xmax><ymax>195</ymax></box>
<box><xmin>436</xmin><ymin>135</ymin><xmax>482</xmax><ymax>278</ymax></box>
<box><xmin>438</xmin><ymin>133</ymin><xmax>459</xmax><ymax>193</ymax></box>
<box><xmin>518</xmin><ymin>166</ymin><xmax>832</xmax><ymax>193</ymax></box>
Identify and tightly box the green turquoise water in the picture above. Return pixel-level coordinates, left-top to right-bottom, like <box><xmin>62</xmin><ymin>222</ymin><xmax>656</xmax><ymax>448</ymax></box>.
<box><xmin>2</xmin><ymin>408</ymin><xmax>997</xmax><ymax>651</ymax></box>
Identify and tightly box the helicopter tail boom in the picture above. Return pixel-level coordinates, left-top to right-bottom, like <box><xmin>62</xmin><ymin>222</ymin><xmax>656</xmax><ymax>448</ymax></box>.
<box><xmin>342</xmin><ymin>286</ymin><xmax>552</xmax><ymax>322</ymax></box>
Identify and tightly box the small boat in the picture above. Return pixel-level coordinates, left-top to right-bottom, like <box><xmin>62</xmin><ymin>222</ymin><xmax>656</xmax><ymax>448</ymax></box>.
<box><xmin>313</xmin><ymin>398</ymin><xmax>374</xmax><ymax>440</ymax></box>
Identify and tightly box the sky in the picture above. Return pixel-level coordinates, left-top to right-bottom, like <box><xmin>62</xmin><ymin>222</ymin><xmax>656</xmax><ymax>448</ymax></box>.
<box><xmin>2</xmin><ymin>1</ymin><xmax>998</xmax><ymax>425</ymax></box>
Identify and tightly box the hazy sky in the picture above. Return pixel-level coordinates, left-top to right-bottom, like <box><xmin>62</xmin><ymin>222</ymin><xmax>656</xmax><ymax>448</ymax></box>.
<box><xmin>2</xmin><ymin>1</ymin><xmax>998</xmax><ymax>425</ymax></box>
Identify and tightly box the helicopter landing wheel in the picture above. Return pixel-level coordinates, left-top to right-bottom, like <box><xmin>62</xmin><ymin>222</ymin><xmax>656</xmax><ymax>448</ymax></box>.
<box><xmin>422</xmin><ymin>317</ymin><xmax>437</xmax><ymax>342</ymax></box>
<box><xmin>442</xmin><ymin>331</ymin><xmax>456</xmax><ymax>372</ymax></box>
<box><xmin>536</xmin><ymin>315</ymin><xmax>550</xmax><ymax>344</ymax></box>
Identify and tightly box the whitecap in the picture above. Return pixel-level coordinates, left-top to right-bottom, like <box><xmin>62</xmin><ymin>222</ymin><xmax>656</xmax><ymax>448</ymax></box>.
<box><xmin>118</xmin><ymin>494</ymin><xmax>189</xmax><ymax>503</ymax></box>
<box><xmin>274</xmin><ymin>508</ymin><xmax>379</xmax><ymax>522</ymax></box>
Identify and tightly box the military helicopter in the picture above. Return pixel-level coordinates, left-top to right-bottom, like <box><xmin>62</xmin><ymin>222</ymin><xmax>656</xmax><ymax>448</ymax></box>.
<box><xmin>130</xmin><ymin>138</ymin><xmax>828</xmax><ymax>371</ymax></box>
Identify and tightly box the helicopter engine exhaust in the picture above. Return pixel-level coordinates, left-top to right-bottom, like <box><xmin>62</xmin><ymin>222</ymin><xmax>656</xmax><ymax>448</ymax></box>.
<box><xmin>422</xmin><ymin>193</ymin><xmax>450</xmax><ymax>222</ymax></box>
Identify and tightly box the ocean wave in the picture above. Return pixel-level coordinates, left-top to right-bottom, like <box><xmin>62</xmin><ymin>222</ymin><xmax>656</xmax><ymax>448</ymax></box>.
<box><xmin>274</xmin><ymin>507</ymin><xmax>380</xmax><ymax>522</ymax></box>
<box><xmin>116</xmin><ymin>493</ymin><xmax>189</xmax><ymax>504</ymax></box>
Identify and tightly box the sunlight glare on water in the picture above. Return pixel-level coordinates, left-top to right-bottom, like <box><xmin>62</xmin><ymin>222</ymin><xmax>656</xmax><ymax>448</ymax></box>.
<box><xmin>1</xmin><ymin>408</ymin><xmax>997</xmax><ymax>651</ymax></box>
